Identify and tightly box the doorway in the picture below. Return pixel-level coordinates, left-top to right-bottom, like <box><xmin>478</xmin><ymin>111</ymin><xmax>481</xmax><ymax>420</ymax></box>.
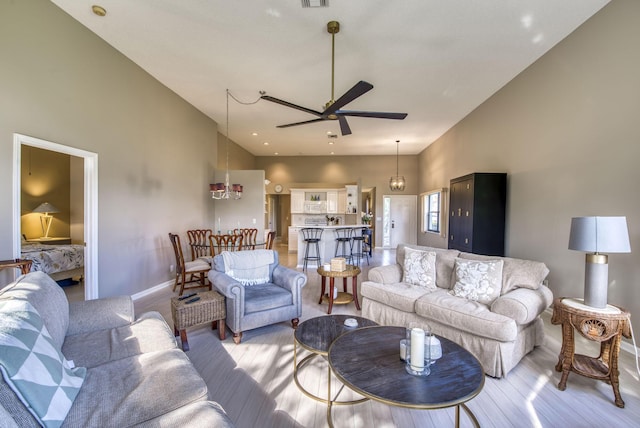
<box><xmin>12</xmin><ymin>134</ymin><xmax>98</xmax><ymax>300</ymax></box>
<box><xmin>382</xmin><ymin>195</ymin><xmax>417</xmax><ymax>248</ymax></box>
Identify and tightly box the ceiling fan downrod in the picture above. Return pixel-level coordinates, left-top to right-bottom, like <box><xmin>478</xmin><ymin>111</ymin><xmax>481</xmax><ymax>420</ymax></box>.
<box><xmin>326</xmin><ymin>20</ymin><xmax>340</xmax><ymax>112</ymax></box>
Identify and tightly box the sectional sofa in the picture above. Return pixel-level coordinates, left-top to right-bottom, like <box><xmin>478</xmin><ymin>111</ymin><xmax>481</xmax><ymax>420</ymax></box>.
<box><xmin>0</xmin><ymin>271</ymin><xmax>234</xmax><ymax>427</ymax></box>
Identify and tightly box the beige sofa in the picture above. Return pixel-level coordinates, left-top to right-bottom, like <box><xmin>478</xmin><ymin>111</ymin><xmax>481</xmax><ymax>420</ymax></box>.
<box><xmin>361</xmin><ymin>244</ymin><xmax>553</xmax><ymax>378</ymax></box>
<box><xmin>0</xmin><ymin>272</ymin><xmax>234</xmax><ymax>427</ymax></box>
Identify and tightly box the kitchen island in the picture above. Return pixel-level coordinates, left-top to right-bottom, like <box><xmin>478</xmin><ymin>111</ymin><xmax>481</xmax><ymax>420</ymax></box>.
<box><xmin>292</xmin><ymin>225</ymin><xmax>370</xmax><ymax>269</ymax></box>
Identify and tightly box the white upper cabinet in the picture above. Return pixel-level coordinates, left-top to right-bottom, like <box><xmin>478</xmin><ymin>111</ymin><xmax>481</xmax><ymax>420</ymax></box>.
<box><xmin>291</xmin><ymin>190</ymin><xmax>305</xmax><ymax>213</ymax></box>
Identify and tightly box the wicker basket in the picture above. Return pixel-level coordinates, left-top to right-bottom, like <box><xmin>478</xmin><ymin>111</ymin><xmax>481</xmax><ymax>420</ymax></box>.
<box><xmin>330</xmin><ymin>257</ymin><xmax>346</xmax><ymax>272</ymax></box>
<box><xmin>171</xmin><ymin>290</ymin><xmax>226</xmax><ymax>330</ymax></box>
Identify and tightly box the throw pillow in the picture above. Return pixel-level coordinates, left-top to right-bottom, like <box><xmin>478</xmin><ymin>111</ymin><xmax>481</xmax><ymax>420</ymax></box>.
<box><xmin>403</xmin><ymin>247</ymin><xmax>437</xmax><ymax>290</ymax></box>
<box><xmin>0</xmin><ymin>298</ymin><xmax>86</xmax><ymax>428</ymax></box>
<box><xmin>450</xmin><ymin>258</ymin><xmax>504</xmax><ymax>305</ymax></box>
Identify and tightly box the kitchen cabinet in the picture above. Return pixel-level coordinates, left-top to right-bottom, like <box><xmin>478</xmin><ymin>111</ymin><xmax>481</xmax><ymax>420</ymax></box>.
<box><xmin>291</xmin><ymin>190</ymin><xmax>305</xmax><ymax>214</ymax></box>
<box><xmin>288</xmin><ymin>226</ymin><xmax>298</xmax><ymax>252</ymax></box>
<box><xmin>337</xmin><ymin>189</ymin><xmax>346</xmax><ymax>214</ymax></box>
<box><xmin>448</xmin><ymin>173</ymin><xmax>506</xmax><ymax>256</ymax></box>
<box><xmin>326</xmin><ymin>191</ymin><xmax>338</xmax><ymax>213</ymax></box>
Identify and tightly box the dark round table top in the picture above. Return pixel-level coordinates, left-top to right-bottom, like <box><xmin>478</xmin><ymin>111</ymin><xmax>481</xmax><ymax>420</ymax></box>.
<box><xmin>294</xmin><ymin>315</ymin><xmax>378</xmax><ymax>356</ymax></box>
<box><xmin>328</xmin><ymin>326</ymin><xmax>485</xmax><ymax>409</ymax></box>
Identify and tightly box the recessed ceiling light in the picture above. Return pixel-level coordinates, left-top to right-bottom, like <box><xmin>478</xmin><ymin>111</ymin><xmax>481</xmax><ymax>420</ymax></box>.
<box><xmin>328</xmin><ymin>141</ymin><xmax>334</xmax><ymax>145</ymax></box>
<box><xmin>327</xmin><ymin>131</ymin><xmax>332</xmax><ymax>134</ymax></box>
<box><xmin>330</xmin><ymin>152</ymin><xmax>335</xmax><ymax>155</ymax></box>
<box><xmin>92</xmin><ymin>5</ymin><xmax>106</xmax><ymax>16</ymax></box>
<box><xmin>263</xmin><ymin>142</ymin><xmax>269</xmax><ymax>146</ymax></box>
<box><xmin>274</xmin><ymin>152</ymin><xmax>279</xmax><ymax>155</ymax></box>
<box><xmin>252</xmin><ymin>132</ymin><xmax>258</xmax><ymax>136</ymax></box>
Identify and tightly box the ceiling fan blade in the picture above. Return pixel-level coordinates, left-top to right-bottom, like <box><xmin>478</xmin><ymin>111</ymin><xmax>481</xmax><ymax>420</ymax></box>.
<box><xmin>338</xmin><ymin>110</ymin><xmax>408</xmax><ymax>120</ymax></box>
<box><xmin>276</xmin><ymin>118</ymin><xmax>326</xmax><ymax>128</ymax></box>
<box><xmin>261</xmin><ymin>95</ymin><xmax>322</xmax><ymax>117</ymax></box>
<box><xmin>338</xmin><ymin>116</ymin><xmax>352</xmax><ymax>136</ymax></box>
<box><xmin>324</xmin><ymin>81</ymin><xmax>374</xmax><ymax>114</ymax></box>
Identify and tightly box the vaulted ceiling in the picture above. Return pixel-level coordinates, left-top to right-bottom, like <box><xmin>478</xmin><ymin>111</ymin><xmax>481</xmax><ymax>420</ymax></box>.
<box><xmin>52</xmin><ymin>0</ymin><xmax>609</xmax><ymax>156</ymax></box>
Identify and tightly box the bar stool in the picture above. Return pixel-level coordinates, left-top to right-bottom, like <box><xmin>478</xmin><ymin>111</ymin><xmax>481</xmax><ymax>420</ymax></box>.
<box><xmin>350</xmin><ymin>227</ymin><xmax>370</xmax><ymax>266</ymax></box>
<box><xmin>334</xmin><ymin>228</ymin><xmax>353</xmax><ymax>264</ymax></box>
<box><xmin>301</xmin><ymin>228</ymin><xmax>323</xmax><ymax>272</ymax></box>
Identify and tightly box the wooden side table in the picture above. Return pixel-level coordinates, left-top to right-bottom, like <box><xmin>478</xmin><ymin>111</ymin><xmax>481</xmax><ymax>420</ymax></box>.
<box><xmin>317</xmin><ymin>265</ymin><xmax>361</xmax><ymax>314</ymax></box>
<box><xmin>551</xmin><ymin>297</ymin><xmax>631</xmax><ymax>407</ymax></box>
<box><xmin>0</xmin><ymin>259</ymin><xmax>33</xmax><ymax>275</ymax></box>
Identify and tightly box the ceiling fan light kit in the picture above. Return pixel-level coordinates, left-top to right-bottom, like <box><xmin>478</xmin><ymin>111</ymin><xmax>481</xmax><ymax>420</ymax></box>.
<box><xmin>260</xmin><ymin>21</ymin><xmax>407</xmax><ymax>136</ymax></box>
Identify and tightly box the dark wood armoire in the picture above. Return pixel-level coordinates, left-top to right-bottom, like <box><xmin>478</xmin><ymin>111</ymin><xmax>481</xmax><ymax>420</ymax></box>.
<box><xmin>448</xmin><ymin>173</ymin><xmax>507</xmax><ymax>256</ymax></box>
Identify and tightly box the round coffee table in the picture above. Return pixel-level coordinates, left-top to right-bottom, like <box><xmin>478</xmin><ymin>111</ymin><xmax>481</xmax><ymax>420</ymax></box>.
<box><xmin>328</xmin><ymin>326</ymin><xmax>484</xmax><ymax>428</ymax></box>
<box><xmin>316</xmin><ymin>265</ymin><xmax>361</xmax><ymax>314</ymax></box>
<box><xmin>294</xmin><ymin>315</ymin><xmax>377</xmax><ymax>405</ymax></box>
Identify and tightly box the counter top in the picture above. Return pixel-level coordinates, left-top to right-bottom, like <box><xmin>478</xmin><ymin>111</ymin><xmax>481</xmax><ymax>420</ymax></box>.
<box><xmin>291</xmin><ymin>225</ymin><xmax>370</xmax><ymax>229</ymax></box>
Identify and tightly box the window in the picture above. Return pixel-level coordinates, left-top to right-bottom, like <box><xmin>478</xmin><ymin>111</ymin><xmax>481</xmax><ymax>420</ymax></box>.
<box><xmin>421</xmin><ymin>189</ymin><xmax>445</xmax><ymax>234</ymax></box>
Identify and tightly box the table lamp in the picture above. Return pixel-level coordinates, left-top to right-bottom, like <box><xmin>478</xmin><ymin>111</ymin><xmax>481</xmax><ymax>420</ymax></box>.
<box><xmin>32</xmin><ymin>202</ymin><xmax>60</xmax><ymax>239</ymax></box>
<box><xmin>568</xmin><ymin>216</ymin><xmax>631</xmax><ymax>309</ymax></box>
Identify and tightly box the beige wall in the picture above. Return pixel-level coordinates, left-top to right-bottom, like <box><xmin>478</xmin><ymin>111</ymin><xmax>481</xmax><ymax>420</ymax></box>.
<box><xmin>20</xmin><ymin>147</ymin><xmax>71</xmax><ymax>239</ymax></box>
<box><xmin>418</xmin><ymin>0</ymin><xmax>640</xmax><ymax>328</ymax></box>
<box><xmin>1</xmin><ymin>0</ymin><xmax>218</xmax><ymax>296</ymax></box>
<box><xmin>256</xmin><ymin>155</ymin><xmax>419</xmax><ymax>247</ymax></box>
<box><xmin>217</xmin><ymin>132</ymin><xmax>256</xmax><ymax>170</ymax></box>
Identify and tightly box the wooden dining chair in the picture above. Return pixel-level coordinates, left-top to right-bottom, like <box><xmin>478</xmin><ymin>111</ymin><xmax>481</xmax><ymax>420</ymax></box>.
<box><xmin>210</xmin><ymin>234</ymin><xmax>243</xmax><ymax>253</ymax></box>
<box><xmin>168</xmin><ymin>233</ymin><xmax>212</xmax><ymax>295</ymax></box>
<box><xmin>235</xmin><ymin>228</ymin><xmax>258</xmax><ymax>250</ymax></box>
<box><xmin>186</xmin><ymin>229</ymin><xmax>213</xmax><ymax>259</ymax></box>
<box><xmin>265</xmin><ymin>231</ymin><xmax>276</xmax><ymax>249</ymax></box>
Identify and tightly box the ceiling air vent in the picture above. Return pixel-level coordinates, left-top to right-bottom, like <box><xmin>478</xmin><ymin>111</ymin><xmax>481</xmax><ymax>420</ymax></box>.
<box><xmin>301</xmin><ymin>0</ymin><xmax>329</xmax><ymax>8</ymax></box>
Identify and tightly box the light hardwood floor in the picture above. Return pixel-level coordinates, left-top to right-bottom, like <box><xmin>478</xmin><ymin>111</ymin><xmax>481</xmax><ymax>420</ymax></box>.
<box><xmin>134</xmin><ymin>242</ymin><xmax>640</xmax><ymax>428</ymax></box>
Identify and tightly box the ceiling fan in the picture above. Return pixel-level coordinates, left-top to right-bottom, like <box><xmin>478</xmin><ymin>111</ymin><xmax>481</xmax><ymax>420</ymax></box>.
<box><xmin>261</xmin><ymin>21</ymin><xmax>408</xmax><ymax>136</ymax></box>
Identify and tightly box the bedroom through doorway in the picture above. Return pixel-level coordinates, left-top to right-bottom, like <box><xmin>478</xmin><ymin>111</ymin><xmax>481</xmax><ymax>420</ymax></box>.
<box><xmin>21</xmin><ymin>146</ymin><xmax>85</xmax><ymax>301</ymax></box>
<box><xmin>13</xmin><ymin>134</ymin><xmax>98</xmax><ymax>301</ymax></box>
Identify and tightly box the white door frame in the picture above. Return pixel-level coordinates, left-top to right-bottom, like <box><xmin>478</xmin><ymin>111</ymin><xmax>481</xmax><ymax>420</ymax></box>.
<box><xmin>12</xmin><ymin>134</ymin><xmax>99</xmax><ymax>300</ymax></box>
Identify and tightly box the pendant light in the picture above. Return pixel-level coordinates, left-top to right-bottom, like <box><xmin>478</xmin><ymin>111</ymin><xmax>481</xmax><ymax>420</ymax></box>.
<box><xmin>211</xmin><ymin>89</ymin><xmax>243</xmax><ymax>199</ymax></box>
<box><xmin>389</xmin><ymin>140</ymin><xmax>406</xmax><ymax>191</ymax></box>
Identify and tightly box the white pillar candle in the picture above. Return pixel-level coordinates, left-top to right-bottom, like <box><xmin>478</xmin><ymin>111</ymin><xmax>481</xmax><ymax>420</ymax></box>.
<box><xmin>428</xmin><ymin>335</ymin><xmax>442</xmax><ymax>360</ymax></box>
<box><xmin>399</xmin><ymin>339</ymin><xmax>407</xmax><ymax>361</ymax></box>
<box><xmin>410</xmin><ymin>328</ymin><xmax>425</xmax><ymax>370</ymax></box>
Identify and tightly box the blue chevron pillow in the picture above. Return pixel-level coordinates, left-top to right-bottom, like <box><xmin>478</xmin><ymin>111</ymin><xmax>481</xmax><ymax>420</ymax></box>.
<box><xmin>0</xmin><ymin>298</ymin><xmax>86</xmax><ymax>428</ymax></box>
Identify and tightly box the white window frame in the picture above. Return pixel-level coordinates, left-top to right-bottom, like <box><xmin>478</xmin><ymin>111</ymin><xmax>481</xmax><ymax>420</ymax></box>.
<box><xmin>421</xmin><ymin>188</ymin><xmax>447</xmax><ymax>237</ymax></box>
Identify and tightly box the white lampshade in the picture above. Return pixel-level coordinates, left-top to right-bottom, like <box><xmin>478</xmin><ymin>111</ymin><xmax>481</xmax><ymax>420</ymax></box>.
<box><xmin>568</xmin><ymin>216</ymin><xmax>631</xmax><ymax>309</ymax></box>
<box><xmin>568</xmin><ymin>216</ymin><xmax>630</xmax><ymax>253</ymax></box>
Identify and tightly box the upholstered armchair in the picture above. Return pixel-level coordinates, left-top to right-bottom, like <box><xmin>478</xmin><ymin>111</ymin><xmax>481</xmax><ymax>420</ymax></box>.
<box><xmin>208</xmin><ymin>249</ymin><xmax>307</xmax><ymax>344</ymax></box>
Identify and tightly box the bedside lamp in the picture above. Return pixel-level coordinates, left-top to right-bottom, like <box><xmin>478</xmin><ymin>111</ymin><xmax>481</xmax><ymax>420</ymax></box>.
<box><xmin>32</xmin><ymin>202</ymin><xmax>60</xmax><ymax>239</ymax></box>
<box><xmin>568</xmin><ymin>216</ymin><xmax>631</xmax><ymax>309</ymax></box>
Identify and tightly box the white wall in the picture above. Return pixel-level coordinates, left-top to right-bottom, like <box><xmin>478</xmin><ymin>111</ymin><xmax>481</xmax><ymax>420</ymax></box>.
<box><xmin>418</xmin><ymin>0</ymin><xmax>640</xmax><ymax>328</ymax></box>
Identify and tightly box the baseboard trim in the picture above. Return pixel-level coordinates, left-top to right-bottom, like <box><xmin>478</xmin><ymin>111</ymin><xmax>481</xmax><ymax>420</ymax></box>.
<box><xmin>131</xmin><ymin>280</ymin><xmax>172</xmax><ymax>301</ymax></box>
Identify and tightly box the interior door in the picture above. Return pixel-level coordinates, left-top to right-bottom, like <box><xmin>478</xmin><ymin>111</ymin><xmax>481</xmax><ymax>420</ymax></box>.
<box><xmin>382</xmin><ymin>195</ymin><xmax>417</xmax><ymax>248</ymax></box>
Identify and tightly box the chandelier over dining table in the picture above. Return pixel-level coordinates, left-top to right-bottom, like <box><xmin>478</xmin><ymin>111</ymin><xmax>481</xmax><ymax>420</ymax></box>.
<box><xmin>211</xmin><ymin>89</ymin><xmax>243</xmax><ymax>200</ymax></box>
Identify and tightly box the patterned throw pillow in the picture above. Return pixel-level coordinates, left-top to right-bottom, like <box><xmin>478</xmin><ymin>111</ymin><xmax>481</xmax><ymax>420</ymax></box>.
<box><xmin>0</xmin><ymin>299</ymin><xmax>86</xmax><ymax>428</ymax></box>
<box><xmin>450</xmin><ymin>258</ymin><xmax>504</xmax><ymax>305</ymax></box>
<box><xmin>403</xmin><ymin>247</ymin><xmax>437</xmax><ymax>290</ymax></box>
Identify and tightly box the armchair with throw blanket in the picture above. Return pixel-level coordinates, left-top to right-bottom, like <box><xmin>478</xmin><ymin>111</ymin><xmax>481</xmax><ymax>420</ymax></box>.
<box><xmin>208</xmin><ymin>249</ymin><xmax>307</xmax><ymax>344</ymax></box>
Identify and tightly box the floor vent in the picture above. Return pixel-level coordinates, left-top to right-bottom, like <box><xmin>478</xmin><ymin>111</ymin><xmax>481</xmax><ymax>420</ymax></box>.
<box><xmin>301</xmin><ymin>0</ymin><xmax>329</xmax><ymax>8</ymax></box>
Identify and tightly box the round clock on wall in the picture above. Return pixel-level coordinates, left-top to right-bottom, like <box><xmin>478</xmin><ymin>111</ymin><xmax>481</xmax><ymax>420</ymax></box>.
<box><xmin>274</xmin><ymin>184</ymin><xmax>283</xmax><ymax>193</ymax></box>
